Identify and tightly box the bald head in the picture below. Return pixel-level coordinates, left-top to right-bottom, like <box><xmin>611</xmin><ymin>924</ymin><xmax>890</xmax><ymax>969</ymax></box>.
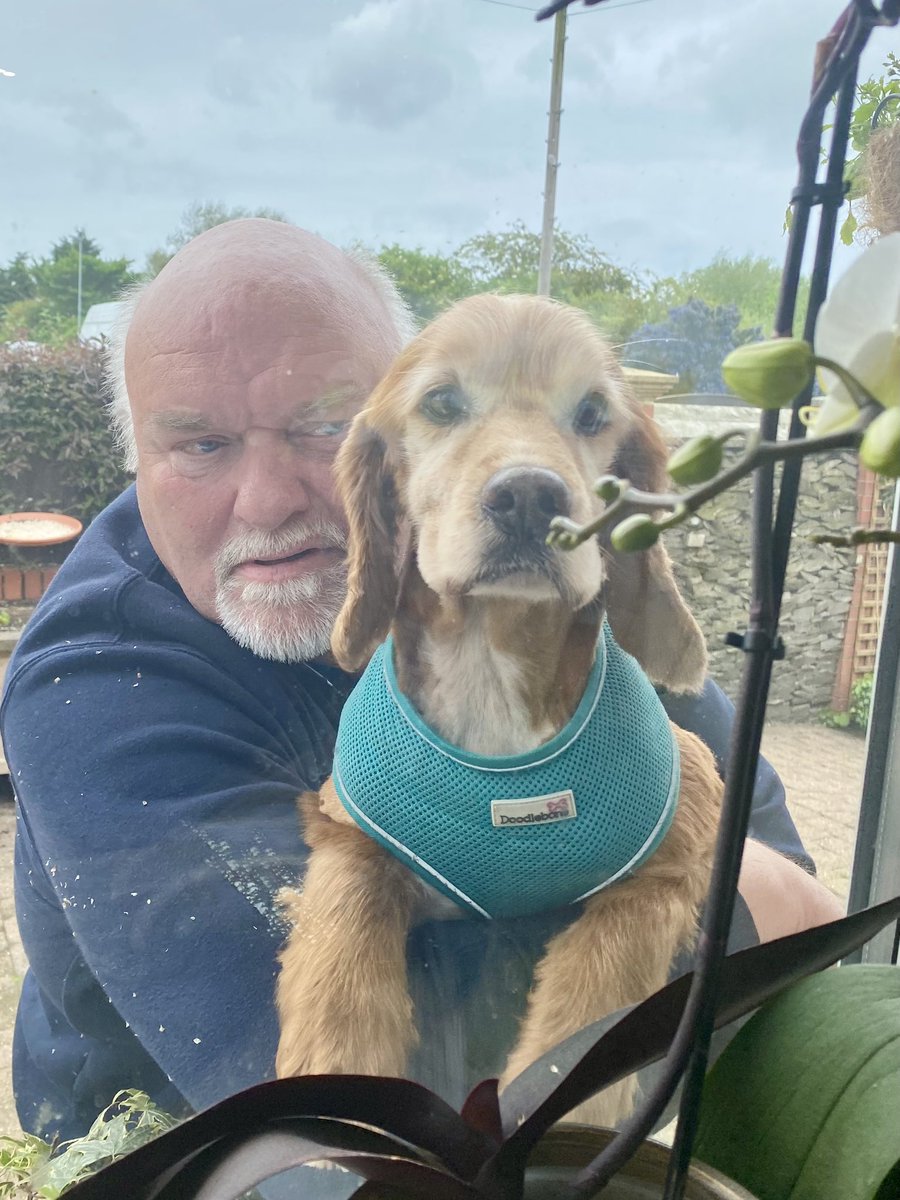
<box><xmin>107</xmin><ymin>219</ymin><xmax>413</xmax><ymax>471</ymax></box>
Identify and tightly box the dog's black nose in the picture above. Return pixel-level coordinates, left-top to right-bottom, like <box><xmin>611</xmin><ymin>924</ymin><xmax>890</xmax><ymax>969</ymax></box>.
<box><xmin>481</xmin><ymin>467</ymin><xmax>572</xmax><ymax>543</ymax></box>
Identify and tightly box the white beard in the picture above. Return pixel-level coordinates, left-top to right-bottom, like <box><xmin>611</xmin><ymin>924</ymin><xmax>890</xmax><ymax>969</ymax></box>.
<box><xmin>214</xmin><ymin>520</ymin><xmax>348</xmax><ymax>663</ymax></box>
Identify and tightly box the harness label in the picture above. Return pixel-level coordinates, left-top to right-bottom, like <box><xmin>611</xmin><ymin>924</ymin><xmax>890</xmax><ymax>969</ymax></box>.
<box><xmin>490</xmin><ymin>790</ymin><xmax>577</xmax><ymax>828</ymax></box>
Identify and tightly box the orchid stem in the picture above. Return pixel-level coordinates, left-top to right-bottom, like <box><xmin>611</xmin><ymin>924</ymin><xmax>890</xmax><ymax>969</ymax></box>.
<box><xmin>549</xmin><ymin>405</ymin><xmax>880</xmax><ymax>550</ymax></box>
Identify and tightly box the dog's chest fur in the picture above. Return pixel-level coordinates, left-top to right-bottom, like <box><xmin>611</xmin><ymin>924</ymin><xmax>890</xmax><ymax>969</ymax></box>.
<box><xmin>415</xmin><ymin>623</ymin><xmax>557</xmax><ymax>757</ymax></box>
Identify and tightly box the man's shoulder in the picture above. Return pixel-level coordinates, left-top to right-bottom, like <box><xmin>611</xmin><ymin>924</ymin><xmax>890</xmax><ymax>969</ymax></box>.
<box><xmin>7</xmin><ymin>485</ymin><xmax>192</xmax><ymax>669</ymax></box>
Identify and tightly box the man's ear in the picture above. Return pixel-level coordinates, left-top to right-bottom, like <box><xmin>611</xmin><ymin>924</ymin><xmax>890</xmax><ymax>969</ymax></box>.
<box><xmin>602</xmin><ymin>404</ymin><xmax>708</xmax><ymax>693</ymax></box>
<box><xmin>330</xmin><ymin>415</ymin><xmax>401</xmax><ymax>671</ymax></box>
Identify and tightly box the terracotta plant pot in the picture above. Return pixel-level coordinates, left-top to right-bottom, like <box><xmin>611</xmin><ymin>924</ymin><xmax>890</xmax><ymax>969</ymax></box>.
<box><xmin>524</xmin><ymin>1126</ymin><xmax>757</xmax><ymax>1200</ymax></box>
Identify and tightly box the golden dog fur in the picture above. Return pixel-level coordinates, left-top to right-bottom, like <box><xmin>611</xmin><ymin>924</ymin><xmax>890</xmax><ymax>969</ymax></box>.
<box><xmin>275</xmin><ymin>294</ymin><xmax>723</xmax><ymax>1126</ymax></box>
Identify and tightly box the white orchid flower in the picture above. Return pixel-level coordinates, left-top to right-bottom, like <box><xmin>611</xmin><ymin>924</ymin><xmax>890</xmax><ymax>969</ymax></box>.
<box><xmin>813</xmin><ymin>231</ymin><xmax>900</xmax><ymax>434</ymax></box>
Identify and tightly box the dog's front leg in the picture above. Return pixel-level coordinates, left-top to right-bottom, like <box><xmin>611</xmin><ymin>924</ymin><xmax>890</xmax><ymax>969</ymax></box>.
<box><xmin>499</xmin><ymin>872</ymin><xmax>703</xmax><ymax>1129</ymax></box>
<box><xmin>500</xmin><ymin>727</ymin><xmax>720</xmax><ymax>1127</ymax></box>
<box><xmin>275</xmin><ymin>786</ymin><xmax>420</xmax><ymax>1080</ymax></box>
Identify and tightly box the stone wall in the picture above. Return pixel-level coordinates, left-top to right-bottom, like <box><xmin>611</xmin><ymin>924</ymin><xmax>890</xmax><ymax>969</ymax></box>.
<box><xmin>653</xmin><ymin>404</ymin><xmax>859</xmax><ymax>723</ymax></box>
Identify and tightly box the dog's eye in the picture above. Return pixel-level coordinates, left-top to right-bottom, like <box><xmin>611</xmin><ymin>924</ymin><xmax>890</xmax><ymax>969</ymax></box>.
<box><xmin>420</xmin><ymin>386</ymin><xmax>467</xmax><ymax>426</ymax></box>
<box><xmin>573</xmin><ymin>392</ymin><xmax>609</xmax><ymax>437</ymax></box>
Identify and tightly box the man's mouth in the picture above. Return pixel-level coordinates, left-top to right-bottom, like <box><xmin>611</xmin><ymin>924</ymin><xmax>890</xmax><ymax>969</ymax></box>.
<box><xmin>252</xmin><ymin>548</ymin><xmax>320</xmax><ymax>566</ymax></box>
<box><xmin>233</xmin><ymin>545</ymin><xmax>345</xmax><ymax>583</ymax></box>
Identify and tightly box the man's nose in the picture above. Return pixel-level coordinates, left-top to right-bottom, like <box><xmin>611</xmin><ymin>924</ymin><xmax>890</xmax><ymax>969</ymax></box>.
<box><xmin>232</xmin><ymin>444</ymin><xmax>312</xmax><ymax>530</ymax></box>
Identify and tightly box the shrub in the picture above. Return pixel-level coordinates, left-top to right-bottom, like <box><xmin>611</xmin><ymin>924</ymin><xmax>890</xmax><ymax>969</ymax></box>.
<box><xmin>0</xmin><ymin>1089</ymin><xmax>179</xmax><ymax>1198</ymax></box>
<box><xmin>0</xmin><ymin>342</ymin><xmax>129</xmax><ymax>564</ymax></box>
<box><xmin>820</xmin><ymin>672</ymin><xmax>874</xmax><ymax>734</ymax></box>
<box><xmin>849</xmin><ymin>672</ymin><xmax>874</xmax><ymax>730</ymax></box>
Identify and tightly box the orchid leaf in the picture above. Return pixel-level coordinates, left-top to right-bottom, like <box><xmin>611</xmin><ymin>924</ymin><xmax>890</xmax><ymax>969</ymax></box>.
<box><xmin>153</xmin><ymin>1123</ymin><xmax>481</xmax><ymax>1200</ymax></box>
<box><xmin>694</xmin><ymin>965</ymin><xmax>900</xmax><ymax>1200</ymax></box>
<box><xmin>64</xmin><ymin>1076</ymin><xmax>495</xmax><ymax>1200</ymax></box>
<box><xmin>461</xmin><ymin>1080</ymin><xmax>504</xmax><ymax>1146</ymax></box>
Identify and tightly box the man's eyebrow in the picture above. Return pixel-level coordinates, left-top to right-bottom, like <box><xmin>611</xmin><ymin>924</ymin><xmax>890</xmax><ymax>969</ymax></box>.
<box><xmin>145</xmin><ymin>411</ymin><xmax>214</xmax><ymax>434</ymax></box>
<box><xmin>301</xmin><ymin>385</ymin><xmax>365</xmax><ymax>415</ymax></box>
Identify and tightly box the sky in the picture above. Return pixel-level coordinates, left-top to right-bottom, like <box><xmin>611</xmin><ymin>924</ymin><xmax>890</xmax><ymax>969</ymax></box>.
<box><xmin>1</xmin><ymin>0</ymin><xmax>895</xmax><ymax>283</ymax></box>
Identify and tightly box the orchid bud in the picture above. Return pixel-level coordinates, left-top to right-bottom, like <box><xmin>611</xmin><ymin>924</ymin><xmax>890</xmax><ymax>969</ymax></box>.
<box><xmin>722</xmin><ymin>338</ymin><xmax>815</xmax><ymax>409</ymax></box>
<box><xmin>595</xmin><ymin>475</ymin><xmax>623</xmax><ymax>502</ymax></box>
<box><xmin>667</xmin><ymin>435</ymin><xmax>724</xmax><ymax>486</ymax></box>
<box><xmin>860</xmin><ymin>407</ymin><xmax>900</xmax><ymax>478</ymax></box>
<box><xmin>610</xmin><ymin>514</ymin><xmax>660</xmax><ymax>552</ymax></box>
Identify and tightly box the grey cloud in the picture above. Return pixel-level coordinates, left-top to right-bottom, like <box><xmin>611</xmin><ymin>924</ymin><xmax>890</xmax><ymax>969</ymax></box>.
<box><xmin>0</xmin><ymin>0</ymin><xmax>883</xmax><ymax>283</ymax></box>
<box><xmin>317</xmin><ymin>45</ymin><xmax>454</xmax><ymax>128</ymax></box>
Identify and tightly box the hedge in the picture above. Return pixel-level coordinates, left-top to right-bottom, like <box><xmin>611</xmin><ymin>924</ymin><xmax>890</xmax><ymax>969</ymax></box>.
<box><xmin>0</xmin><ymin>342</ymin><xmax>130</xmax><ymax>565</ymax></box>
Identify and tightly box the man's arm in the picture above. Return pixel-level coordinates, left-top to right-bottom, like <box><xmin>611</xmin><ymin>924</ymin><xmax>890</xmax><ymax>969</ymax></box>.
<box><xmin>739</xmin><ymin>838</ymin><xmax>845</xmax><ymax>941</ymax></box>
<box><xmin>660</xmin><ymin>677</ymin><xmax>815</xmax><ymax>872</ymax></box>
<box><xmin>4</xmin><ymin>636</ymin><xmax>337</xmax><ymax>1132</ymax></box>
<box><xmin>660</xmin><ymin>677</ymin><xmax>846</xmax><ymax>943</ymax></box>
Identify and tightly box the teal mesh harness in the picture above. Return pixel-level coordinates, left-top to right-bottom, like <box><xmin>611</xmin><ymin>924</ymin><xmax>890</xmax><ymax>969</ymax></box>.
<box><xmin>332</xmin><ymin>622</ymin><xmax>679</xmax><ymax>919</ymax></box>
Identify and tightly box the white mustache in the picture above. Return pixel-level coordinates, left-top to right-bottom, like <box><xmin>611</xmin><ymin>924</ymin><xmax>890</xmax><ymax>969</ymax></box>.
<box><xmin>215</xmin><ymin>519</ymin><xmax>348</xmax><ymax>583</ymax></box>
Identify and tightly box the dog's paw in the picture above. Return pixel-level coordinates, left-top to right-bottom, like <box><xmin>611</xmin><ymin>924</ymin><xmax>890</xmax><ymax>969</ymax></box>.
<box><xmin>561</xmin><ymin>1076</ymin><xmax>638</xmax><ymax>1130</ymax></box>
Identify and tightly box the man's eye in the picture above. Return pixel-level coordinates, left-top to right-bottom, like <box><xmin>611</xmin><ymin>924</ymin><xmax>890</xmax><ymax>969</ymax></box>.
<box><xmin>295</xmin><ymin>421</ymin><xmax>349</xmax><ymax>438</ymax></box>
<box><xmin>179</xmin><ymin>438</ymin><xmax>227</xmax><ymax>456</ymax></box>
<box><xmin>573</xmin><ymin>391</ymin><xmax>609</xmax><ymax>437</ymax></box>
<box><xmin>420</xmin><ymin>386</ymin><xmax>467</xmax><ymax>426</ymax></box>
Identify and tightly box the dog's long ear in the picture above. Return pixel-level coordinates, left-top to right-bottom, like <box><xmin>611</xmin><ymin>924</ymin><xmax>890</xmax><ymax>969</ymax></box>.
<box><xmin>602</xmin><ymin>405</ymin><xmax>708</xmax><ymax>693</ymax></box>
<box><xmin>331</xmin><ymin>414</ymin><xmax>400</xmax><ymax>672</ymax></box>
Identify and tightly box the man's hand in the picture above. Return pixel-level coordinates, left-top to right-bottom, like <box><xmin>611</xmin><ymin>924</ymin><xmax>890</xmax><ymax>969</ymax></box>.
<box><xmin>739</xmin><ymin>838</ymin><xmax>846</xmax><ymax>943</ymax></box>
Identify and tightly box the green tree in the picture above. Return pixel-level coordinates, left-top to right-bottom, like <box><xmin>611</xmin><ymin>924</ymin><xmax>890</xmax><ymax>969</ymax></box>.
<box><xmin>32</xmin><ymin>231</ymin><xmax>135</xmax><ymax>328</ymax></box>
<box><xmin>456</xmin><ymin>221</ymin><xmax>639</xmax><ymax>302</ymax></box>
<box><xmin>0</xmin><ymin>297</ymin><xmax>78</xmax><ymax>346</ymax></box>
<box><xmin>374</xmin><ymin>244</ymin><xmax>476</xmax><ymax>323</ymax></box>
<box><xmin>145</xmin><ymin>201</ymin><xmax>290</xmax><ymax>277</ymax></box>
<box><xmin>649</xmin><ymin>255</ymin><xmax>809</xmax><ymax>338</ymax></box>
<box><xmin>0</xmin><ymin>231</ymin><xmax>136</xmax><ymax>347</ymax></box>
<box><xmin>0</xmin><ymin>251</ymin><xmax>37</xmax><ymax>308</ymax></box>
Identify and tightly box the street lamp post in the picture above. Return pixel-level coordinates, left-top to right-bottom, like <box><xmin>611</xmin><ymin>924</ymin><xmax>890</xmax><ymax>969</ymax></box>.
<box><xmin>76</xmin><ymin>232</ymin><xmax>84</xmax><ymax>333</ymax></box>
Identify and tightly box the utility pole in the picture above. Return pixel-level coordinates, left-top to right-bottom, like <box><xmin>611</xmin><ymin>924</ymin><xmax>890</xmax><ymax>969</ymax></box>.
<box><xmin>537</xmin><ymin>10</ymin><xmax>567</xmax><ymax>297</ymax></box>
<box><xmin>76</xmin><ymin>231</ymin><xmax>84</xmax><ymax>333</ymax></box>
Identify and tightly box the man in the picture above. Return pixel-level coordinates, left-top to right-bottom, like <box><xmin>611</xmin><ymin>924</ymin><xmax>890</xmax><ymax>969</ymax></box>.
<box><xmin>1</xmin><ymin>219</ymin><xmax>840</xmax><ymax>1150</ymax></box>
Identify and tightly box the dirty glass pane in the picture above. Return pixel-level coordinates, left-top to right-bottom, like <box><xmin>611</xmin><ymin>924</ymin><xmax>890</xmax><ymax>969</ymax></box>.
<box><xmin>1</xmin><ymin>2</ymin><xmax>896</xmax><ymax>1196</ymax></box>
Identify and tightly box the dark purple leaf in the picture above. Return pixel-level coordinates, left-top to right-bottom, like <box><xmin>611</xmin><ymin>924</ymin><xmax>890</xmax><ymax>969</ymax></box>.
<box><xmin>64</xmin><ymin>1076</ymin><xmax>495</xmax><ymax>1200</ymax></box>
<box><xmin>460</xmin><ymin>1079</ymin><xmax>503</xmax><ymax>1147</ymax></box>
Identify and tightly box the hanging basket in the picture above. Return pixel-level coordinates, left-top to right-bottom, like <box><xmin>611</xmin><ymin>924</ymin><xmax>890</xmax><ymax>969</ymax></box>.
<box><xmin>861</xmin><ymin>120</ymin><xmax>900</xmax><ymax>237</ymax></box>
